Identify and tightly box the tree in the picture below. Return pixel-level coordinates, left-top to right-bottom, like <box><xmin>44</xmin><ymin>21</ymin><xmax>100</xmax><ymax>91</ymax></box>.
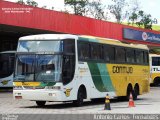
<box><xmin>127</xmin><ymin>0</ymin><xmax>140</xmax><ymax>25</ymax></box>
<box><xmin>64</xmin><ymin>0</ymin><xmax>109</xmax><ymax>20</ymax></box>
<box><xmin>129</xmin><ymin>10</ymin><xmax>153</xmax><ymax>30</ymax></box>
<box><xmin>16</xmin><ymin>0</ymin><xmax>25</xmax><ymax>5</ymax></box>
<box><xmin>42</xmin><ymin>6</ymin><xmax>47</xmax><ymax>9</ymax></box>
<box><xmin>86</xmin><ymin>0</ymin><xmax>108</xmax><ymax>20</ymax></box>
<box><xmin>108</xmin><ymin>0</ymin><xmax>128</xmax><ymax>23</ymax></box>
<box><xmin>26</xmin><ymin>0</ymin><xmax>38</xmax><ymax>7</ymax></box>
<box><xmin>129</xmin><ymin>0</ymin><xmax>140</xmax><ymax>14</ymax></box>
<box><xmin>128</xmin><ymin>12</ymin><xmax>138</xmax><ymax>25</ymax></box>
<box><xmin>65</xmin><ymin>0</ymin><xmax>88</xmax><ymax>16</ymax></box>
<box><xmin>137</xmin><ymin>11</ymin><xmax>152</xmax><ymax>30</ymax></box>
<box><xmin>16</xmin><ymin>0</ymin><xmax>38</xmax><ymax>7</ymax></box>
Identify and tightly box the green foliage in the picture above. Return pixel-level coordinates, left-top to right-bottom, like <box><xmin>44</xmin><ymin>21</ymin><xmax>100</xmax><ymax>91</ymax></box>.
<box><xmin>129</xmin><ymin>12</ymin><xmax>138</xmax><ymax>25</ymax></box>
<box><xmin>65</xmin><ymin>0</ymin><xmax>88</xmax><ymax>15</ymax></box>
<box><xmin>16</xmin><ymin>0</ymin><xmax>38</xmax><ymax>7</ymax></box>
<box><xmin>16</xmin><ymin>0</ymin><xmax>25</xmax><ymax>4</ymax></box>
<box><xmin>26</xmin><ymin>0</ymin><xmax>38</xmax><ymax>7</ymax></box>
<box><xmin>128</xmin><ymin>10</ymin><xmax>153</xmax><ymax>30</ymax></box>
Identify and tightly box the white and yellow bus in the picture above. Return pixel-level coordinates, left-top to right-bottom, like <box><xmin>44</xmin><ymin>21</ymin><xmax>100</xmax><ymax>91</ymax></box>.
<box><xmin>0</xmin><ymin>51</ymin><xmax>16</xmax><ymax>88</ymax></box>
<box><xmin>13</xmin><ymin>34</ymin><xmax>150</xmax><ymax>106</ymax></box>
<box><xmin>150</xmin><ymin>54</ymin><xmax>160</xmax><ymax>86</ymax></box>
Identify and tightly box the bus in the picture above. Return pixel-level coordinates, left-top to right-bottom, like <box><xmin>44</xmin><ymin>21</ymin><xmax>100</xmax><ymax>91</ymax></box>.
<box><xmin>150</xmin><ymin>54</ymin><xmax>160</xmax><ymax>86</ymax></box>
<box><xmin>13</xmin><ymin>34</ymin><xmax>150</xmax><ymax>106</ymax></box>
<box><xmin>0</xmin><ymin>51</ymin><xmax>16</xmax><ymax>88</ymax></box>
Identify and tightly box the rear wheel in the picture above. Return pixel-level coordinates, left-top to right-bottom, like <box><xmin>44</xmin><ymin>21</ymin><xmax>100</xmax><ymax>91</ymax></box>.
<box><xmin>36</xmin><ymin>101</ymin><xmax>46</xmax><ymax>106</ymax></box>
<box><xmin>133</xmin><ymin>85</ymin><xmax>139</xmax><ymax>100</ymax></box>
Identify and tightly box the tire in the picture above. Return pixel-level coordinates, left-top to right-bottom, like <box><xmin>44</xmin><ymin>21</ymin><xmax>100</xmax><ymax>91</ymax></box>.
<box><xmin>133</xmin><ymin>85</ymin><xmax>139</xmax><ymax>100</ymax></box>
<box><xmin>36</xmin><ymin>101</ymin><xmax>46</xmax><ymax>106</ymax></box>
<box><xmin>73</xmin><ymin>88</ymin><xmax>84</xmax><ymax>107</ymax></box>
<box><xmin>154</xmin><ymin>78</ymin><xmax>160</xmax><ymax>86</ymax></box>
<box><xmin>126</xmin><ymin>85</ymin><xmax>133</xmax><ymax>100</ymax></box>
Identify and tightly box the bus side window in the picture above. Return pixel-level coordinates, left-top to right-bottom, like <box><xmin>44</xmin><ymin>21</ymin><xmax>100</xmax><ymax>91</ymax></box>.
<box><xmin>126</xmin><ymin>49</ymin><xmax>136</xmax><ymax>63</ymax></box>
<box><xmin>116</xmin><ymin>47</ymin><xmax>125</xmax><ymax>63</ymax></box>
<box><xmin>143</xmin><ymin>51</ymin><xmax>149</xmax><ymax>64</ymax></box>
<box><xmin>104</xmin><ymin>45</ymin><xmax>115</xmax><ymax>62</ymax></box>
<box><xmin>78</xmin><ymin>41</ymin><xmax>90</xmax><ymax>61</ymax></box>
<box><xmin>62</xmin><ymin>39</ymin><xmax>75</xmax><ymax>85</ymax></box>
<box><xmin>136</xmin><ymin>50</ymin><xmax>143</xmax><ymax>64</ymax></box>
<box><xmin>91</xmin><ymin>43</ymin><xmax>100</xmax><ymax>60</ymax></box>
<box><xmin>62</xmin><ymin>55</ymin><xmax>75</xmax><ymax>85</ymax></box>
<box><xmin>63</xmin><ymin>39</ymin><xmax>75</xmax><ymax>53</ymax></box>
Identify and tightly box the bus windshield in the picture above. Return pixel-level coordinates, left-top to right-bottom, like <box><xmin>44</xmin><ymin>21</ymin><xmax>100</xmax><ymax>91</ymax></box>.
<box><xmin>15</xmin><ymin>54</ymin><xmax>62</xmax><ymax>82</ymax></box>
<box><xmin>0</xmin><ymin>53</ymin><xmax>15</xmax><ymax>78</ymax></box>
<box><xmin>18</xmin><ymin>40</ymin><xmax>62</xmax><ymax>52</ymax></box>
<box><xmin>152</xmin><ymin>57</ymin><xmax>160</xmax><ymax>66</ymax></box>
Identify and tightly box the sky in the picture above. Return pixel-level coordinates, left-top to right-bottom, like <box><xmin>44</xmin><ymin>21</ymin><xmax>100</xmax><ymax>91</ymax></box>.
<box><xmin>4</xmin><ymin>0</ymin><xmax>160</xmax><ymax>24</ymax></box>
<box><xmin>139</xmin><ymin>0</ymin><xmax>160</xmax><ymax>22</ymax></box>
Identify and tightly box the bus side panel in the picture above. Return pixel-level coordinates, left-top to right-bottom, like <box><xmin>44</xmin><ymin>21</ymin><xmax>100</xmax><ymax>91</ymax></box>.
<box><xmin>106</xmin><ymin>64</ymin><xmax>150</xmax><ymax>96</ymax></box>
<box><xmin>150</xmin><ymin>66</ymin><xmax>160</xmax><ymax>84</ymax></box>
<box><xmin>86</xmin><ymin>62</ymin><xmax>116</xmax><ymax>98</ymax></box>
<box><xmin>0</xmin><ymin>74</ymin><xmax>13</xmax><ymax>87</ymax></box>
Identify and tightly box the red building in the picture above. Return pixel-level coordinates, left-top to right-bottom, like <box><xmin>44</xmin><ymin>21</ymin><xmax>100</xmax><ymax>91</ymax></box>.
<box><xmin>1</xmin><ymin>0</ymin><xmax>160</xmax><ymax>52</ymax></box>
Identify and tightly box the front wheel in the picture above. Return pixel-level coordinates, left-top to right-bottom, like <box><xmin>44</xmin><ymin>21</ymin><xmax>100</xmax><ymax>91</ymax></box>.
<box><xmin>73</xmin><ymin>88</ymin><xmax>84</xmax><ymax>107</ymax></box>
<box><xmin>36</xmin><ymin>101</ymin><xmax>46</xmax><ymax>106</ymax></box>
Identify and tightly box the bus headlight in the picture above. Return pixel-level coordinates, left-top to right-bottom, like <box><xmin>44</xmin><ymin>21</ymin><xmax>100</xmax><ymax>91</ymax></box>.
<box><xmin>45</xmin><ymin>86</ymin><xmax>61</xmax><ymax>90</ymax></box>
<box><xmin>14</xmin><ymin>86</ymin><xmax>23</xmax><ymax>90</ymax></box>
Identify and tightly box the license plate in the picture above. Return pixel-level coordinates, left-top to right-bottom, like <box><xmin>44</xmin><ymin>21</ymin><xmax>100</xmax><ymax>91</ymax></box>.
<box><xmin>15</xmin><ymin>96</ymin><xmax>22</xmax><ymax>99</ymax></box>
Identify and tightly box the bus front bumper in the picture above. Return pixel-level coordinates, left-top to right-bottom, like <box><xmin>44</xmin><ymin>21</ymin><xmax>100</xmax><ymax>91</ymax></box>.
<box><xmin>13</xmin><ymin>89</ymin><xmax>66</xmax><ymax>102</ymax></box>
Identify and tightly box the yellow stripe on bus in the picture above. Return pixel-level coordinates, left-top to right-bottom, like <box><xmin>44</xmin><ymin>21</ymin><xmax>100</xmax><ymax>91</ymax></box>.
<box><xmin>13</xmin><ymin>82</ymin><xmax>41</xmax><ymax>86</ymax></box>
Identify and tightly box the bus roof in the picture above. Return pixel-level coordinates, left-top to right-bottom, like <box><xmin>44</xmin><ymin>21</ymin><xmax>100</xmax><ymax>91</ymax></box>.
<box><xmin>0</xmin><ymin>51</ymin><xmax>16</xmax><ymax>54</ymax></box>
<box><xmin>149</xmin><ymin>53</ymin><xmax>160</xmax><ymax>57</ymax></box>
<box><xmin>19</xmin><ymin>34</ymin><xmax>78</xmax><ymax>41</ymax></box>
<box><xmin>19</xmin><ymin>34</ymin><xmax>148</xmax><ymax>50</ymax></box>
<box><xmin>79</xmin><ymin>35</ymin><xmax>148</xmax><ymax>50</ymax></box>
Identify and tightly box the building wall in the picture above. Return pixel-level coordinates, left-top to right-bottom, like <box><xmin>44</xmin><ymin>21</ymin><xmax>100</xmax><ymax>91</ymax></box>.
<box><xmin>1</xmin><ymin>0</ymin><xmax>160</xmax><ymax>47</ymax></box>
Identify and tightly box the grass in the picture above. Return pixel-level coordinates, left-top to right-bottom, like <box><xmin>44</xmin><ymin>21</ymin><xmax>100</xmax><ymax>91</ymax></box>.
<box><xmin>122</xmin><ymin>23</ymin><xmax>160</xmax><ymax>31</ymax></box>
<box><xmin>152</xmin><ymin>25</ymin><xmax>160</xmax><ymax>31</ymax></box>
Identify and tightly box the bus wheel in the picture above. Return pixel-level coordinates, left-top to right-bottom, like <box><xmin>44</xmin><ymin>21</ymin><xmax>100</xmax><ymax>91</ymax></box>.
<box><xmin>126</xmin><ymin>84</ymin><xmax>133</xmax><ymax>100</ymax></box>
<box><xmin>73</xmin><ymin>87</ymin><xmax>85</xmax><ymax>107</ymax></box>
<box><xmin>133</xmin><ymin>84</ymin><xmax>139</xmax><ymax>100</ymax></box>
<box><xmin>154</xmin><ymin>77</ymin><xmax>160</xmax><ymax>86</ymax></box>
<box><xmin>36</xmin><ymin>101</ymin><xmax>46</xmax><ymax>106</ymax></box>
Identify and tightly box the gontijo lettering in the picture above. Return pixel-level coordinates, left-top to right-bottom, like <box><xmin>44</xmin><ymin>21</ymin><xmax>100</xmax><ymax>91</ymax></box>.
<box><xmin>112</xmin><ymin>66</ymin><xmax>133</xmax><ymax>73</ymax></box>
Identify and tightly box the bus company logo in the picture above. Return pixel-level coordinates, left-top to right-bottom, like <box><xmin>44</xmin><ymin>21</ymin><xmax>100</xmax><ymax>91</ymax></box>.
<box><xmin>142</xmin><ymin>32</ymin><xmax>148</xmax><ymax>41</ymax></box>
<box><xmin>1</xmin><ymin>80</ymin><xmax>10</xmax><ymax>85</ymax></box>
<box><xmin>22</xmin><ymin>82</ymin><xmax>30</xmax><ymax>86</ymax></box>
<box><xmin>64</xmin><ymin>88</ymin><xmax>72</xmax><ymax>97</ymax></box>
